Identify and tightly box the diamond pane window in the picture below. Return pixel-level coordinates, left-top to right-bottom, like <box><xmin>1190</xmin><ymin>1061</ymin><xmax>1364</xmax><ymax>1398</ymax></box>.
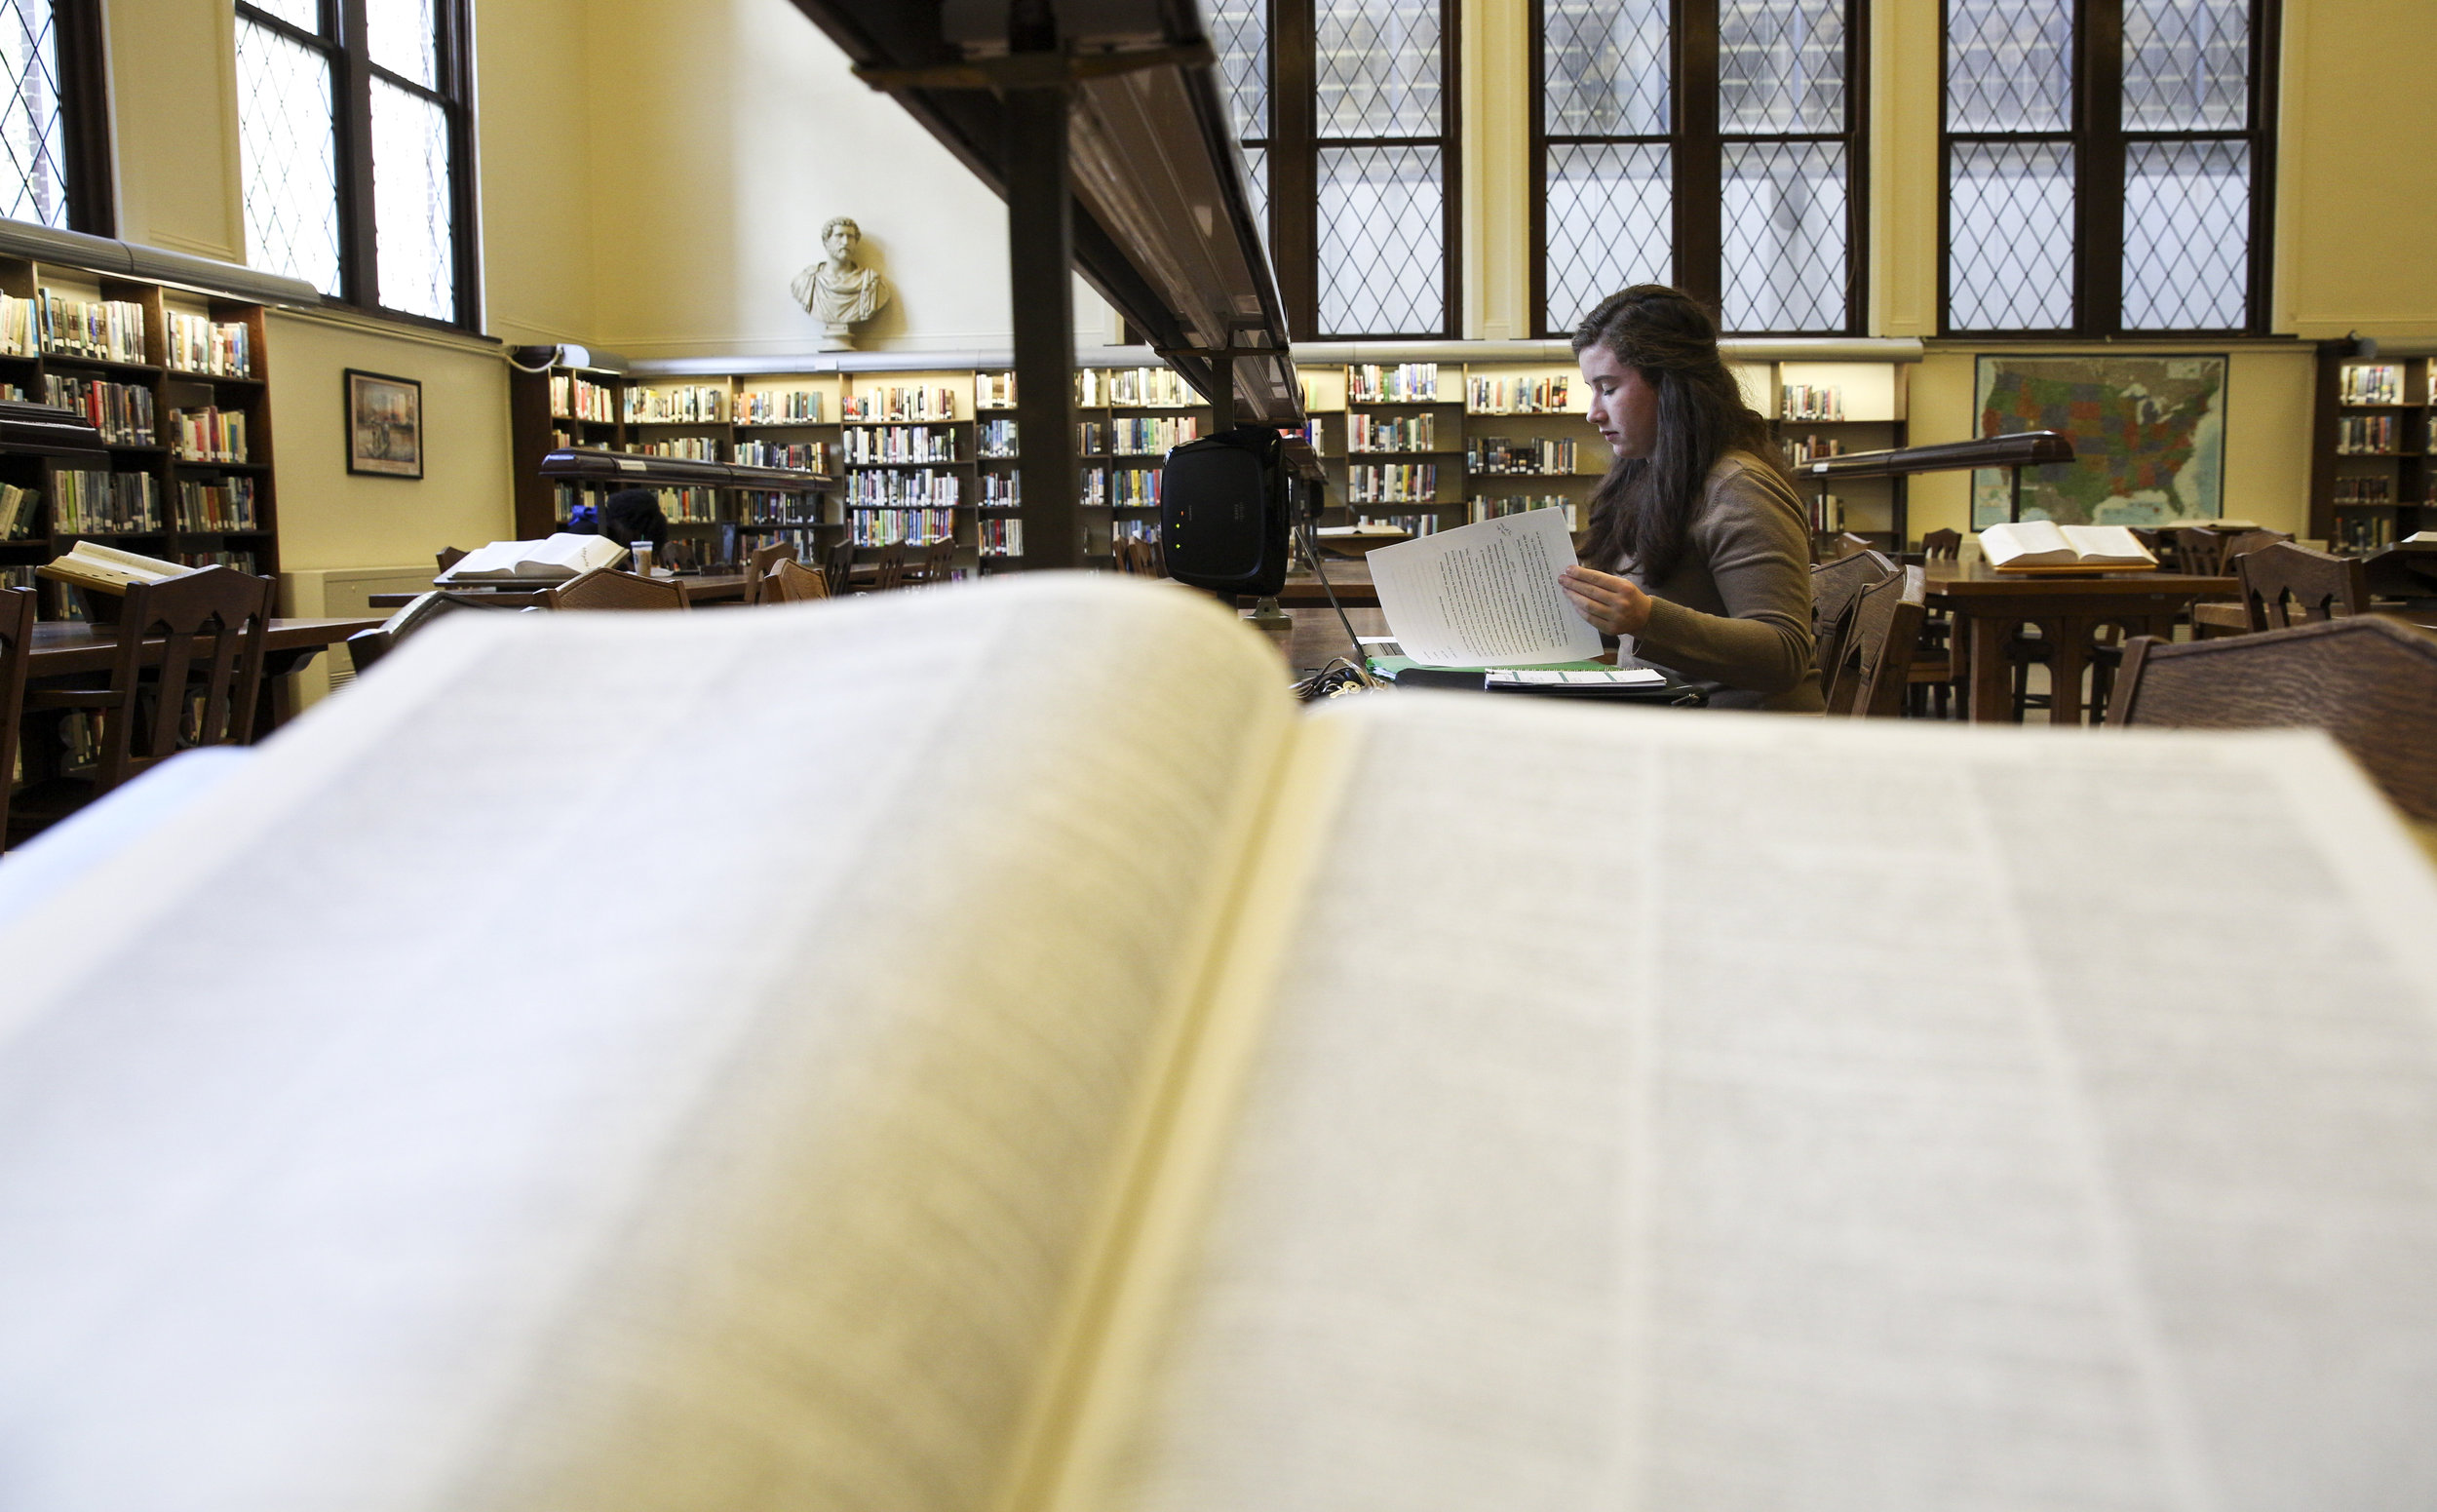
<box><xmin>237</xmin><ymin>16</ymin><xmax>342</xmax><ymax>296</ymax></box>
<box><xmin>1544</xmin><ymin>0</ymin><xmax>1669</xmax><ymax>138</ymax></box>
<box><xmin>2123</xmin><ymin>0</ymin><xmax>2247</xmax><ymax>129</ymax></box>
<box><xmin>1947</xmin><ymin>0</ymin><xmax>2073</xmax><ymax>132</ymax></box>
<box><xmin>371</xmin><ymin>79</ymin><xmax>454</xmax><ymax>322</ymax></box>
<box><xmin>1721</xmin><ymin>0</ymin><xmax>1844</xmax><ymax>134</ymax></box>
<box><xmin>1208</xmin><ymin>0</ymin><xmax>1267</xmax><ymax>139</ymax></box>
<box><xmin>248</xmin><ymin>0</ymin><xmax>318</xmax><ymax>28</ymax></box>
<box><xmin>1317</xmin><ymin>146</ymin><xmax>1444</xmax><ymax>335</ymax></box>
<box><xmin>1546</xmin><ymin>143</ymin><xmax>1671</xmax><ymax>330</ymax></box>
<box><xmin>0</xmin><ymin>0</ymin><xmax>65</xmax><ymax>228</ymax></box>
<box><xmin>1315</xmin><ymin>0</ymin><xmax>1440</xmax><ymax>137</ymax></box>
<box><xmin>367</xmin><ymin>0</ymin><xmax>437</xmax><ymax>89</ymax></box>
<box><xmin>1240</xmin><ymin>144</ymin><xmax>1268</xmax><ymax>241</ymax></box>
<box><xmin>2123</xmin><ymin>139</ymin><xmax>2248</xmax><ymax>329</ymax></box>
<box><xmin>1948</xmin><ymin>139</ymin><xmax>2074</xmax><ymax>330</ymax></box>
<box><xmin>1721</xmin><ymin>140</ymin><xmax>1846</xmax><ymax>331</ymax></box>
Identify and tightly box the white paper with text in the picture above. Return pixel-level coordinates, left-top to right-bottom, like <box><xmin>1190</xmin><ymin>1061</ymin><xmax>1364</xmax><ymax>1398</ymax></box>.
<box><xmin>1366</xmin><ymin>508</ymin><xmax>1602</xmax><ymax>666</ymax></box>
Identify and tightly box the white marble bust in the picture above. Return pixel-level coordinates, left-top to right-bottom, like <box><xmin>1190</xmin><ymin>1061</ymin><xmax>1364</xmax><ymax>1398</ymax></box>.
<box><xmin>792</xmin><ymin>216</ymin><xmax>894</xmax><ymax>351</ymax></box>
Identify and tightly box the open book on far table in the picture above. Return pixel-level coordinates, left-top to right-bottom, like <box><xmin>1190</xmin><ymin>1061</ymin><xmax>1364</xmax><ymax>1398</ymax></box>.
<box><xmin>1363</xmin><ymin>506</ymin><xmax>1666</xmax><ymax>692</ymax></box>
<box><xmin>4</xmin><ymin>576</ymin><xmax>2435</xmax><ymax>1512</ymax></box>
<box><xmin>1979</xmin><ymin>519</ymin><xmax>2158</xmax><ymax>569</ymax></box>
<box><xmin>36</xmin><ymin>540</ymin><xmax>195</xmax><ymax>595</ymax></box>
<box><xmin>436</xmin><ymin>530</ymin><xmax>628</xmax><ymax>583</ymax></box>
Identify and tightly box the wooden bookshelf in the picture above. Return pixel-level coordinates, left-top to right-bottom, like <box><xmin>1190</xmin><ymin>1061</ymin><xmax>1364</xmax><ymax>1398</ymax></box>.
<box><xmin>0</xmin><ymin>254</ymin><xmax>278</xmax><ymax>618</ymax></box>
<box><xmin>2308</xmin><ymin>348</ymin><xmax>2428</xmax><ymax>554</ymax></box>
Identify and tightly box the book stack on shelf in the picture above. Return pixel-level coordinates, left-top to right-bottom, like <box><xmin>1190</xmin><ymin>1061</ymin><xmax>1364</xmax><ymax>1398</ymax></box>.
<box><xmin>1465</xmin><ymin>373</ymin><xmax>1570</xmax><ymax>414</ymax></box>
<box><xmin>1468</xmin><ymin>495</ymin><xmax>1580</xmax><ymax>527</ymax></box>
<box><xmin>0</xmin><ymin>253</ymin><xmax>279</xmax><ymax>617</ymax></box>
<box><xmin>2312</xmin><ymin>353</ymin><xmax>2429</xmax><ymax>553</ymax></box>
<box><xmin>1766</xmin><ymin>363</ymin><xmax>1909</xmax><ymax>549</ymax></box>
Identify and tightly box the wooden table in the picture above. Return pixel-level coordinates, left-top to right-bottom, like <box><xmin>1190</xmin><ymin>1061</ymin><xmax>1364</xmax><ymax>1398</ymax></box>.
<box><xmin>1263</xmin><ymin>558</ymin><xmax>1379</xmax><ymax>609</ymax></box>
<box><xmin>28</xmin><ymin>617</ymin><xmax>385</xmax><ymax>680</ymax></box>
<box><xmin>1924</xmin><ymin>562</ymin><xmax>2237</xmax><ymax>724</ymax></box>
<box><xmin>367</xmin><ymin>573</ymin><xmax>753</xmax><ymax>609</ymax></box>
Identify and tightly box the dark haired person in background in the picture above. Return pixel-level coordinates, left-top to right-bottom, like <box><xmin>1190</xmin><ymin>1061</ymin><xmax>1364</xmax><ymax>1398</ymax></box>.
<box><xmin>599</xmin><ymin>488</ymin><xmax>671</xmax><ymax>556</ymax></box>
<box><xmin>1556</xmin><ymin>286</ymin><xmax>1820</xmax><ymax>712</ymax></box>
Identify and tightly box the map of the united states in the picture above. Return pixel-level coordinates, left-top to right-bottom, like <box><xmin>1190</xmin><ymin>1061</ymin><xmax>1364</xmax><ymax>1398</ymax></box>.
<box><xmin>1971</xmin><ymin>357</ymin><xmax>2225</xmax><ymax>526</ymax></box>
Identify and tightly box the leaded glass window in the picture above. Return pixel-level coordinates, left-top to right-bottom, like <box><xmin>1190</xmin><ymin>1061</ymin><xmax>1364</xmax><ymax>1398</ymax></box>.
<box><xmin>1536</xmin><ymin>0</ymin><xmax>1863</xmax><ymax>336</ymax></box>
<box><xmin>235</xmin><ymin>0</ymin><xmax>474</xmax><ymax>326</ymax></box>
<box><xmin>1312</xmin><ymin>0</ymin><xmax>1453</xmax><ymax>336</ymax></box>
<box><xmin>1943</xmin><ymin>0</ymin><xmax>2271</xmax><ymax>334</ymax></box>
<box><xmin>0</xmin><ymin>0</ymin><xmax>105</xmax><ymax>232</ymax></box>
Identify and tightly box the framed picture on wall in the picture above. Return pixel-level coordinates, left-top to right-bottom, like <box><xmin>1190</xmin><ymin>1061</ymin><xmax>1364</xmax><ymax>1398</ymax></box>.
<box><xmin>345</xmin><ymin>369</ymin><xmax>423</xmax><ymax>479</ymax></box>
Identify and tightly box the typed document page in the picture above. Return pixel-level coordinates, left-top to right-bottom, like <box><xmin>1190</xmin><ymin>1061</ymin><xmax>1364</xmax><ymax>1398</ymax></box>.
<box><xmin>1367</xmin><ymin>508</ymin><xmax>1602</xmax><ymax>666</ymax></box>
<box><xmin>1080</xmin><ymin>703</ymin><xmax>2437</xmax><ymax>1512</ymax></box>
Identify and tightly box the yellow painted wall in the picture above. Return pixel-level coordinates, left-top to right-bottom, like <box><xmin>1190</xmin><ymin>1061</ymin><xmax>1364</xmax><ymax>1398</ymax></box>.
<box><xmin>2276</xmin><ymin>0</ymin><xmax>2437</xmax><ymax>339</ymax></box>
<box><xmin>265</xmin><ymin>314</ymin><xmax>514</xmax><ymax>569</ymax></box>
<box><xmin>105</xmin><ymin>0</ymin><xmax>245</xmax><ymax>260</ymax></box>
<box><xmin>477</xmin><ymin>0</ymin><xmax>600</xmax><ymax>346</ymax></box>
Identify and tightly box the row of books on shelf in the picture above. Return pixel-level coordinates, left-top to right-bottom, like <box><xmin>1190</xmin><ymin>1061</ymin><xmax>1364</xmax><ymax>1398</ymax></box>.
<box><xmin>850</xmin><ymin>508</ymin><xmax>956</xmax><ymax>547</ymax></box>
<box><xmin>1344</xmin><ymin>464</ymin><xmax>1437</xmax><ymax>504</ymax></box>
<box><xmin>1469</xmin><ymin>497</ymin><xmax>1582</xmax><ymax>527</ymax></box>
<box><xmin>1466</xmin><ymin>375</ymin><xmax>1570</xmax><ymax>414</ymax></box>
<box><xmin>175</xmin><ymin>479</ymin><xmax>259</xmax><ymax>531</ymax></box>
<box><xmin>740</xmin><ymin>492</ymin><xmax>825</xmax><ymax>526</ymax></box>
<box><xmin>1075</xmin><ymin>367</ymin><xmax>1191</xmax><ymax>408</ymax></box>
<box><xmin>1</xmin><ymin>482</ymin><xmax>37</xmax><ymax>539</ymax></box>
<box><xmin>655</xmin><ymin>487</ymin><xmax>722</xmax><ymax>523</ymax></box>
<box><xmin>842</xmin><ymin>385</ymin><xmax>958</xmax><ymax>424</ymax></box>
<box><xmin>847</xmin><ymin>471</ymin><xmax>961</xmax><ymax>509</ymax></box>
<box><xmin>2333</xmin><ymin>478</ymin><xmax>2403</xmax><ymax>508</ymax></box>
<box><xmin>981</xmin><ymin>419</ymin><xmax>1019</xmax><ymax>457</ymax></box>
<box><xmin>979</xmin><ymin>518</ymin><xmax>1023</xmax><ymax>557</ymax></box>
<box><xmin>0</xmin><ymin>291</ymin><xmax>144</xmax><ymax>364</ymax></box>
<box><xmin>2334</xmin><ymin>513</ymin><xmax>2404</xmax><ymax>552</ymax></box>
<box><xmin>46</xmin><ymin>375</ymin><xmax>155</xmax><ymax>445</ymax></box>
<box><xmin>1784</xmin><ymin>435</ymin><xmax>1847</xmax><ymax>466</ymax></box>
<box><xmin>2340</xmin><ymin>365</ymin><xmax>2407</xmax><ymax>406</ymax></box>
<box><xmin>981</xmin><ymin>474</ymin><xmax>1019</xmax><ymax>507</ymax></box>
<box><xmin>169</xmin><ymin>407</ymin><xmax>249</xmax><ymax>464</ymax></box>
<box><xmin>2337</xmin><ymin>414</ymin><xmax>2406</xmax><ymax>453</ymax></box>
<box><xmin>54</xmin><ymin>471</ymin><xmax>162</xmax><ymax>534</ymax></box>
<box><xmin>165</xmin><ymin>313</ymin><xmax>253</xmax><ymax>378</ymax></box>
<box><xmin>1466</xmin><ymin>438</ymin><xmax>1577</xmax><ymax>475</ymax></box>
<box><xmin>1780</xmin><ymin>385</ymin><xmax>1844</xmax><ymax>422</ymax></box>
<box><xmin>1806</xmin><ymin>492</ymin><xmax>1850</xmax><ymax>533</ymax></box>
<box><xmin>843</xmin><ymin>426</ymin><xmax>959</xmax><ymax>465</ymax></box>
<box><xmin>1109</xmin><ymin>416</ymin><xmax>1198</xmax><ymax>454</ymax></box>
<box><xmin>1354</xmin><ymin>514</ymin><xmax>1442</xmax><ymax>536</ymax></box>
<box><xmin>1347</xmin><ymin>412</ymin><xmax>1436</xmax><ymax>452</ymax></box>
<box><xmin>736</xmin><ymin>441</ymin><xmax>827</xmax><ymax>471</ymax></box>
<box><xmin>628</xmin><ymin>385</ymin><xmax>729</xmax><ymax>425</ymax></box>
<box><xmin>739</xmin><ymin>390</ymin><xmax>823</xmax><ymax>426</ymax></box>
<box><xmin>551</xmin><ymin>374</ymin><xmax>619</xmax><ymax>424</ymax></box>
<box><xmin>1348</xmin><ymin>363</ymin><xmax>1440</xmax><ymax>404</ymax></box>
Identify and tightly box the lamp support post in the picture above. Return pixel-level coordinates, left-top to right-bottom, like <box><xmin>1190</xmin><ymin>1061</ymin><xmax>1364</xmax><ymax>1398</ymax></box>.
<box><xmin>1005</xmin><ymin>13</ymin><xmax>1081</xmax><ymax>571</ymax></box>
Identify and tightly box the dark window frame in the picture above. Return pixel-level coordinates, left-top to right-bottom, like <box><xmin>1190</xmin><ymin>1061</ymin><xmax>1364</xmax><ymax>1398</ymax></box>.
<box><xmin>233</xmin><ymin>0</ymin><xmax>481</xmax><ymax>330</ymax></box>
<box><xmin>1263</xmin><ymin>0</ymin><xmax>1464</xmax><ymax>342</ymax></box>
<box><xmin>1937</xmin><ymin>0</ymin><xmax>2280</xmax><ymax>338</ymax></box>
<box><xmin>0</xmin><ymin>0</ymin><xmax>117</xmax><ymax>234</ymax></box>
<box><xmin>1528</xmin><ymin>0</ymin><xmax>1870</xmax><ymax>339</ymax></box>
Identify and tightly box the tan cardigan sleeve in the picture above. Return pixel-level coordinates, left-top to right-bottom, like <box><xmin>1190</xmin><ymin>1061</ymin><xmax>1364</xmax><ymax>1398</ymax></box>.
<box><xmin>1631</xmin><ymin>461</ymin><xmax>1816</xmax><ymax>697</ymax></box>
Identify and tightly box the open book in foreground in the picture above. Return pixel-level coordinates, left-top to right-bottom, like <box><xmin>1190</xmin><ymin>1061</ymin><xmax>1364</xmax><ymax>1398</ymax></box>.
<box><xmin>1979</xmin><ymin>519</ymin><xmax>2157</xmax><ymax>570</ymax></box>
<box><xmin>3</xmin><ymin>577</ymin><xmax>2435</xmax><ymax>1512</ymax></box>
<box><xmin>437</xmin><ymin>530</ymin><xmax>628</xmax><ymax>582</ymax></box>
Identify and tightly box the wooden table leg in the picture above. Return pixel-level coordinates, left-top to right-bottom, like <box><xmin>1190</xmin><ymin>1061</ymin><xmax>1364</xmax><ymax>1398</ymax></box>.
<box><xmin>2048</xmin><ymin>613</ymin><xmax>2091</xmax><ymax>725</ymax></box>
<box><xmin>1967</xmin><ymin>609</ymin><xmax>2014</xmax><ymax>723</ymax></box>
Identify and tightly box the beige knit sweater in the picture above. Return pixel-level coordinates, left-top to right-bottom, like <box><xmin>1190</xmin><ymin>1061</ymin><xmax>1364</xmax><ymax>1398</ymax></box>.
<box><xmin>1609</xmin><ymin>450</ymin><xmax>1824</xmax><ymax>713</ymax></box>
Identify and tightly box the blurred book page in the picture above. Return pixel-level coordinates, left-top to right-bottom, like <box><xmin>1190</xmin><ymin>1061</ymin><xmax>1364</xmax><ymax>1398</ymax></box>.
<box><xmin>0</xmin><ymin>578</ymin><xmax>1294</xmax><ymax>1512</ymax></box>
<box><xmin>1367</xmin><ymin>508</ymin><xmax>1602</xmax><ymax>666</ymax></box>
<box><xmin>1074</xmin><ymin>703</ymin><xmax>2437</xmax><ymax>1512</ymax></box>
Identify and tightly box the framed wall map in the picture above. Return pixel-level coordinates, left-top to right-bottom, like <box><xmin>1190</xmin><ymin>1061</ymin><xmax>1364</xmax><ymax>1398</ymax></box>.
<box><xmin>1970</xmin><ymin>355</ymin><xmax>2226</xmax><ymax>528</ymax></box>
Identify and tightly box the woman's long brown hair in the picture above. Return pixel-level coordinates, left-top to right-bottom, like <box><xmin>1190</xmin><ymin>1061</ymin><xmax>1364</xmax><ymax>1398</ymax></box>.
<box><xmin>1570</xmin><ymin>286</ymin><xmax>1791</xmax><ymax>580</ymax></box>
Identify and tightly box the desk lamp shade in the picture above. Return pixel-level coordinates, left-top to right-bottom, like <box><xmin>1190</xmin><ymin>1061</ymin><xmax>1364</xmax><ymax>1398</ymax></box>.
<box><xmin>1162</xmin><ymin>427</ymin><xmax>1291</xmax><ymax>598</ymax></box>
<box><xmin>0</xmin><ymin>401</ymin><xmax>107</xmax><ymax>463</ymax></box>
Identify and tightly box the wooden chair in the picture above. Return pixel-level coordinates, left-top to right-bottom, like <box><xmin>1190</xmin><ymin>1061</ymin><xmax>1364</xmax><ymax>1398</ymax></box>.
<box><xmin>2108</xmin><ymin>617</ymin><xmax>2437</xmax><ymax>825</ymax></box>
<box><xmin>545</xmin><ymin>567</ymin><xmax>690</xmax><ymax>610</ymax></box>
<box><xmin>871</xmin><ymin>543</ymin><xmax>910</xmax><ymax>592</ymax></box>
<box><xmin>2235</xmin><ymin>540</ymin><xmax>2366</xmax><ymax>631</ymax></box>
<box><xmin>2184</xmin><ymin>527</ymin><xmax>2294</xmax><ymax>639</ymax></box>
<box><xmin>1906</xmin><ymin>529</ymin><xmax>1962</xmax><ymax>716</ymax></box>
<box><xmin>1920</xmin><ymin>527</ymin><xmax>1961</xmax><ymax>560</ymax></box>
<box><xmin>906</xmin><ymin>538</ymin><xmax>956</xmax><ymax>587</ymax></box>
<box><xmin>19</xmin><ymin>566</ymin><xmax>275</xmax><ymax>803</ymax></box>
<box><xmin>1811</xmin><ymin>549</ymin><xmax>1896</xmax><ymax>692</ymax></box>
<box><xmin>1826</xmin><ymin>565</ymin><xmax>1926</xmax><ymax>717</ymax></box>
<box><xmin>740</xmin><ymin>541</ymin><xmax>793</xmax><ymax>605</ymax></box>
<box><xmin>0</xmin><ymin>586</ymin><xmax>34</xmax><ymax>850</ymax></box>
<box><xmin>1827</xmin><ymin>531</ymin><xmax>1875</xmax><ymax>562</ymax></box>
<box><xmin>436</xmin><ymin>546</ymin><xmax>468</xmax><ymax>574</ymax></box>
<box><xmin>765</xmin><ymin>557</ymin><xmax>829</xmax><ymax>603</ymax></box>
<box><xmin>824</xmin><ymin>538</ymin><xmax>860</xmax><ymax>597</ymax></box>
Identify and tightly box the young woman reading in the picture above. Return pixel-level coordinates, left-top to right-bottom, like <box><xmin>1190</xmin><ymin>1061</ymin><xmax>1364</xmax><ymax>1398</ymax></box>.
<box><xmin>1556</xmin><ymin>287</ymin><xmax>1823</xmax><ymax>712</ymax></box>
